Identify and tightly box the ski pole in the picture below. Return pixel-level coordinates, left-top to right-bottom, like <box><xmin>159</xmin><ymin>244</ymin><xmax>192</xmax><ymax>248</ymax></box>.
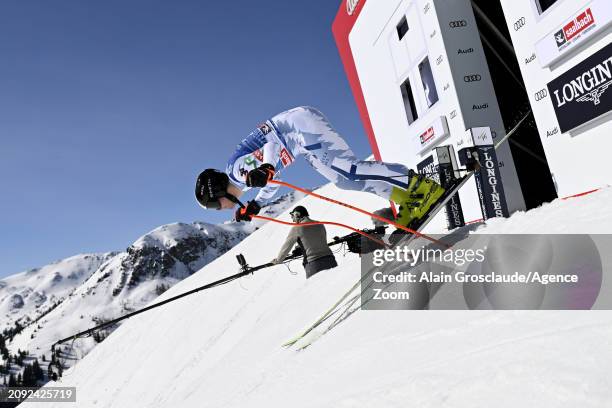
<box><xmin>267</xmin><ymin>180</ymin><xmax>449</xmax><ymax>248</ymax></box>
<box><xmin>51</xmin><ymin>265</ymin><xmax>268</xmax><ymax>350</ymax></box>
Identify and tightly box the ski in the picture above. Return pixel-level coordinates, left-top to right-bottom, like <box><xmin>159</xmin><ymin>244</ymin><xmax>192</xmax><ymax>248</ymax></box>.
<box><xmin>281</xmin><ymin>282</ymin><xmax>361</xmax><ymax>347</ymax></box>
<box><xmin>283</xmin><ymin>172</ymin><xmax>474</xmax><ymax>349</ymax></box>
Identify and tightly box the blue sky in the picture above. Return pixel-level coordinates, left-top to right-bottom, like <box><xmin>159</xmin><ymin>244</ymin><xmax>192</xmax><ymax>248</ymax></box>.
<box><xmin>0</xmin><ymin>1</ymin><xmax>373</xmax><ymax>276</ymax></box>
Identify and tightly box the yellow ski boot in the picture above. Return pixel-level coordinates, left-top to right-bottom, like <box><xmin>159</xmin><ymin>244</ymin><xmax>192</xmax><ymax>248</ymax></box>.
<box><xmin>390</xmin><ymin>174</ymin><xmax>445</xmax><ymax>229</ymax></box>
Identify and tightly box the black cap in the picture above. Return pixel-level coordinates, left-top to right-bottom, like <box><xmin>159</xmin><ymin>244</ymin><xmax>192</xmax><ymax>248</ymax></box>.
<box><xmin>290</xmin><ymin>205</ymin><xmax>309</xmax><ymax>218</ymax></box>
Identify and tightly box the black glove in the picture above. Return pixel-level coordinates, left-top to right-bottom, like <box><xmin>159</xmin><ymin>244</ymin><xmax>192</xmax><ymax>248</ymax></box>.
<box><xmin>246</xmin><ymin>164</ymin><xmax>275</xmax><ymax>187</ymax></box>
<box><xmin>235</xmin><ymin>200</ymin><xmax>261</xmax><ymax>222</ymax></box>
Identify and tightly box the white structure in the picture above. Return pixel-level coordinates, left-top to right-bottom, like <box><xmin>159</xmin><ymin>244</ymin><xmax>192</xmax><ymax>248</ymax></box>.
<box><xmin>500</xmin><ymin>0</ymin><xmax>612</xmax><ymax>197</ymax></box>
<box><xmin>333</xmin><ymin>0</ymin><xmax>526</xmax><ymax>230</ymax></box>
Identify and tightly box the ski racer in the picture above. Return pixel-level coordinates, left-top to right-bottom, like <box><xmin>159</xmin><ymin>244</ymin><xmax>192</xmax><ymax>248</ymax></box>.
<box><xmin>195</xmin><ymin>106</ymin><xmax>445</xmax><ymax>229</ymax></box>
<box><xmin>271</xmin><ymin>206</ymin><xmax>337</xmax><ymax>278</ymax></box>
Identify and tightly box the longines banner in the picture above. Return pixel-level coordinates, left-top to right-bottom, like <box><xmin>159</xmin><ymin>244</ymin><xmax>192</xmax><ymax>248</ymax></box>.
<box><xmin>547</xmin><ymin>42</ymin><xmax>612</xmax><ymax>133</ymax></box>
<box><xmin>417</xmin><ymin>150</ymin><xmax>465</xmax><ymax>231</ymax></box>
<box><xmin>416</xmin><ymin>154</ymin><xmax>439</xmax><ymax>183</ymax></box>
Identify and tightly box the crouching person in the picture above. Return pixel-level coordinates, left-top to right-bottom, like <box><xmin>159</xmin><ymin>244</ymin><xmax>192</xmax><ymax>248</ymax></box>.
<box><xmin>271</xmin><ymin>206</ymin><xmax>337</xmax><ymax>278</ymax></box>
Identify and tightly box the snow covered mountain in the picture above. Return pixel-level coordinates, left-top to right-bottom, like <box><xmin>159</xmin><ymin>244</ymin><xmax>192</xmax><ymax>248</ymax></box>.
<box><xmin>0</xmin><ymin>253</ymin><xmax>117</xmax><ymax>337</ymax></box>
<box><xmin>23</xmin><ymin>182</ymin><xmax>612</xmax><ymax>407</ymax></box>
<box><xmin>7</xmin><ymin>222</ymin><xmax>248</xmax><ymax>360</ymax></box>
<box><xmin>3</xmin><ymin>190</ymin><xmax>304</xmax><ymax>369</ymax></box>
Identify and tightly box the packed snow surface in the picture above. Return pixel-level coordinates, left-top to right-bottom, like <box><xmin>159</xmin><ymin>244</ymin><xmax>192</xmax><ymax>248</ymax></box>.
<box><xmin>29</xmin><ymin>184</ymin><xmax>612</xmax><ymax>407</ymax></box>
<box><xmin>3</xmin><ymin>190</ymin><xmax>302</xmax><ymax>366</ymax></box>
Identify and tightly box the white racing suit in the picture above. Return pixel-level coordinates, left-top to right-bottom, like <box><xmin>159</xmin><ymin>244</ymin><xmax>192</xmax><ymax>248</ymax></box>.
<box><xmin>226</xmin><ymin>106</ymin><xmax>412</xmax><ymax>204</ymax></box>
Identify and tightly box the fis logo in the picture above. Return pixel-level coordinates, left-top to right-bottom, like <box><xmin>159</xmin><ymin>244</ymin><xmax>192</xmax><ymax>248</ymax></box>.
<box><xmin>476</xmin><ymin>131</ymin><xmax>489</xmax><ymax>143</ymax></box>
<box><xmin>437</xmin><ymin>150</ymin><xmax>450</xmax><ymax>163</ymax></box>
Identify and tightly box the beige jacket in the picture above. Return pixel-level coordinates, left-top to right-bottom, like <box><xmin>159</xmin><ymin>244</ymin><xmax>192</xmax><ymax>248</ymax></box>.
<box><xmin>273</xmin><ymin>217</ymin><xmax>333</xmax><ymax>263</ymax></box>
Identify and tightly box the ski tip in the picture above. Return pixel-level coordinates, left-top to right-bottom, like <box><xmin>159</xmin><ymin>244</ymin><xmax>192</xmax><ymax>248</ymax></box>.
<box><xmin>281</xmin><ymin>338</ymin><xmax>299</xmax><ymax>348</ymax></box>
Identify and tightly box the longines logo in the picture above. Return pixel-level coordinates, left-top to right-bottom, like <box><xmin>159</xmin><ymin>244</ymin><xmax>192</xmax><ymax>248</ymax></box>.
<box><xmin>346</xmin><ymin>0</ymin><xmax>359</xmax><ymax>15</ymax></box>
<box><xmin>534</xmin><ymin>88</ymin><xmax>548</xmax><ymax>101</ymax></box>
<box><xmin>449</xmin><ymin>20</ymin><xmax>467</xmax><ymax>28</ymax></box>
<box><xmin>440</xmin><ymin>160</ymin><xmax>464</xmax><ymax>228</ymax></box>
<box><xmin>547</xmin><ymin>43</ymin><xmax>612</xmax><ymax>133</ymax></box>
<box><xmin>513</xmin><ymin>17</ymin><xmax>526</xmax><ymax>31</ymax></box>
<box><xmin>417</xmin><ymin>155</ymin><xmax>437</xmax><ymax>182</ymax></box>
<box><xmin>552</xmin><ymin>55</ymin><xmax>612</xmax><ymax>106</ymax></box>
<box><xmin>482</xmin><ymin>149</ymin><xmax>505</xmax><ymax>218</ymax></box>
<box><xmin>419</xmin><ymin>161</ymin><xmax>437</xmax><ymax>177</ymax></box>
<box><xmin>449</xmin><ymin>199</ymin><xmax>462</xmax><ymax>227</ymax></box>
<box><xmin>464</xmin><ymin>74</ymin><xmax>481</xmax><ymax>83</ymax></box>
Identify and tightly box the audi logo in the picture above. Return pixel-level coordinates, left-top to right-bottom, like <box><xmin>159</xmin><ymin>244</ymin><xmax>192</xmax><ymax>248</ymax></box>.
<box><xmin>513</xmin><ymin>17</ymin><xmax>526</xmax><ymax>31</ymax></box>
<box><xmin>449</xmin><ymin>20</ymin><xmax>467</xmax><ymax>28</ymax></box>
<box><xmin>464</xmin><ymin>74</ymin><xmax>482</xmax><ymax>83</ymax></box>
<box><xmin>534</xmin><ymin>89</ymin><xmax>548</xmax><ymax>101</ymax></box>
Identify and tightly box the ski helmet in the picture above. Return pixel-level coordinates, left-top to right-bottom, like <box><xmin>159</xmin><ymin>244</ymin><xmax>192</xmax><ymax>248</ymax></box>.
<box><xmin>195</xmin><ymin>169</ymin><xmax>236</xmax><ymax>209</ymax></box>
<box><xmin>290</xmin><ymin>206</ymin><xmax>309</xmax><ymax>221</ymax></box>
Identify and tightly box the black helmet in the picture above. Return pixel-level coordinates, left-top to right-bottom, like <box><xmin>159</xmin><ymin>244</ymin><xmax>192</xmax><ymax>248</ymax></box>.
<box><xmin>290</xmin><ymin>205</ymin><xmax>309</xmax><ymax>219</ymax></box>
<box><xmin>195</xmin><ymin>169</ymin><xmax>233</xmax><ymax>209</ymax></box>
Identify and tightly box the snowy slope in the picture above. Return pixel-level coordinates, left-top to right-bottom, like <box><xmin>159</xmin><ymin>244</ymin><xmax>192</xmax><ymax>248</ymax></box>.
<box><xmin>7</xmin><ymin>222</ymin><xmax>247</xmax><ymax>358</ymax></box>
<box><xmin>4</xmin><ymin>190</ymin><xmax>304</xmax><ymax>363</ymax></box>
<box><xmin>28</xmin><ymin>184</ymin><xmax>612</xmax><ymax>407</ymax></box>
